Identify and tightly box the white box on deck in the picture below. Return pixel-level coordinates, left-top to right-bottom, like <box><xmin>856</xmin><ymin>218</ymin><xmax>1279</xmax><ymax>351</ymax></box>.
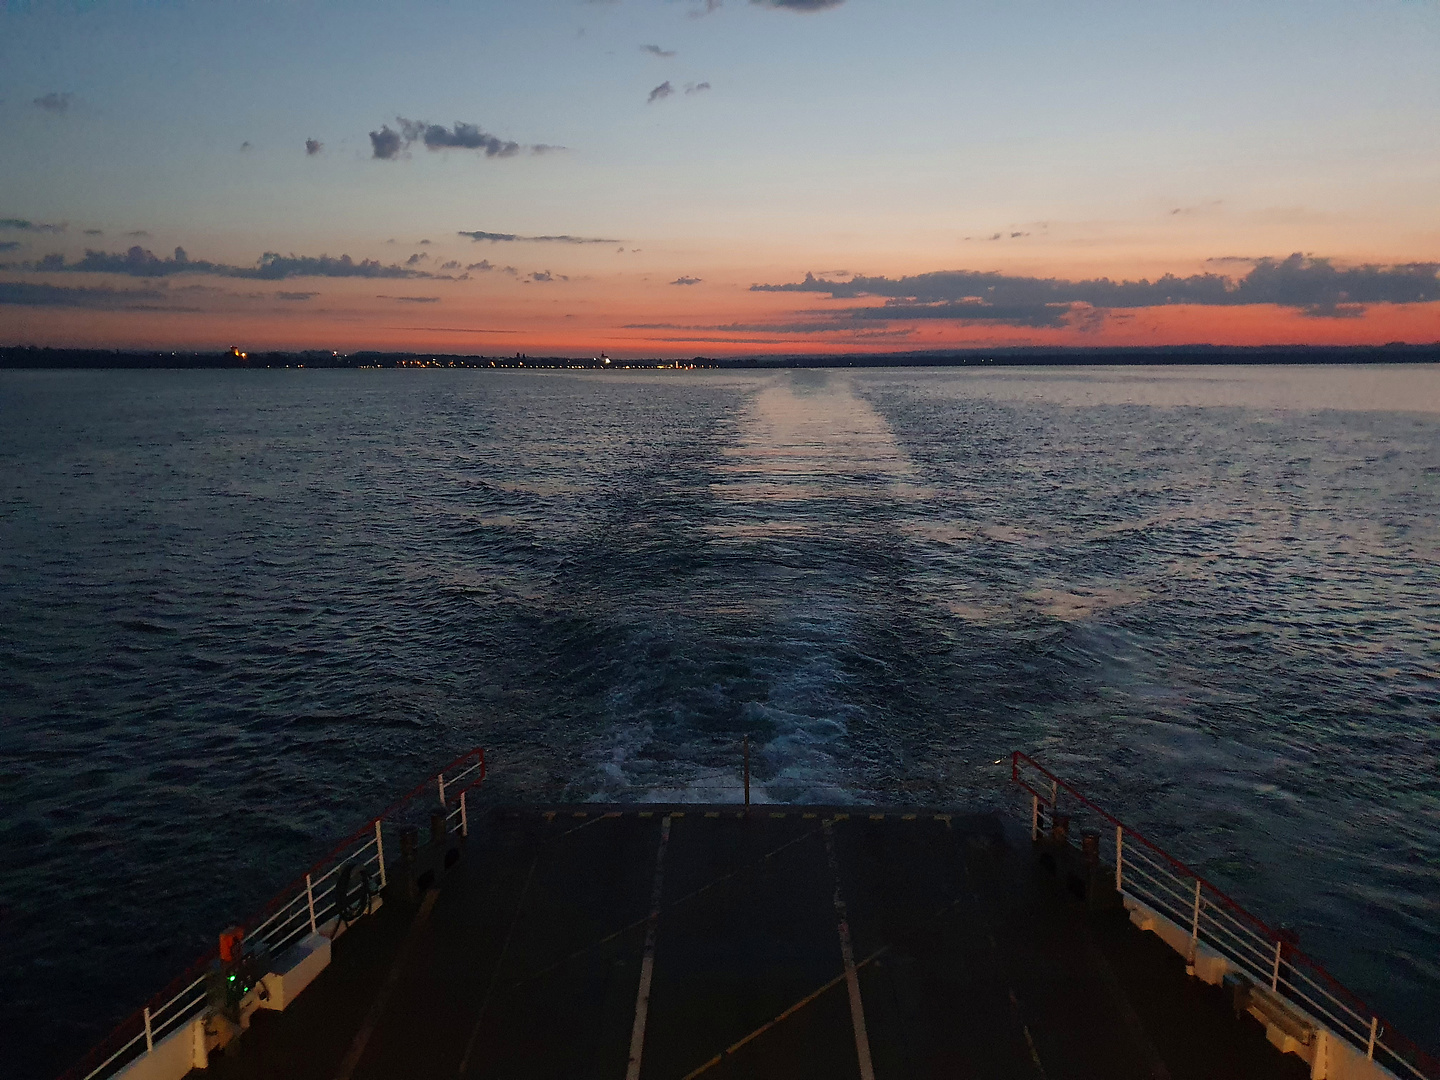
<box><xmin>259</xmin><ymin>933</ymin><xmax>331</xmax><ymax>1011</ymax></box>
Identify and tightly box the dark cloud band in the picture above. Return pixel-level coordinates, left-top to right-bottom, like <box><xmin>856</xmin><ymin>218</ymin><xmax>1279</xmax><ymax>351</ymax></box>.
<box><xmin>753</xmin><ymin>255</ymin><xmax>1440</xmax><ymax>318</ymax></box>
<box><xmin>458</xmin><ymin>231</ymin><xmax>620</xmax><ymax>245</ymax></box>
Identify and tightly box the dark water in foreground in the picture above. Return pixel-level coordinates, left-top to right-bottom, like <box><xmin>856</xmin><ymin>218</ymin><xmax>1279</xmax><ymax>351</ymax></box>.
<box><xmin>1</xmin><ymin>365</ymin><xmax>1437</xmax><ymax>1077</ymax></box>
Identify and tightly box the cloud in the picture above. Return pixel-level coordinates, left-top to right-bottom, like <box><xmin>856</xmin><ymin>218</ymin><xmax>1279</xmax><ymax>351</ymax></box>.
<box><xmin>751</xmin><ymin>0</ymin><xmax>845</xmax><ymax>9</ymax></box>
<box><xmin>35</xmin><ymin>244</ymin><xmax>450</xmax><ymax>280</ymax></box>
<box><xmin>240</xmin><ymin>141</ymin><xmax>252</xmax><ymax>152</ymax></box>
<box><xmin>648</xmin><ymin>81</ymin><xmax>674</xmax><ymax>104</ymax></box>
<box><xmin>0</xmin><ymin>281</ymin><xmax>170</xmax><ymax>309</ymax></box>
<box><xmin>390</xmin><ymin>296</ymin><xmax>440</xmax><ymax>303</ymax></box>
<box><xmin>458</xmin><ymin>230</ymin><xmax>620</xmax><ymax>244</ymax></box>
<box><xmin>688</xmin><ymin>0</ymin><xmax>722</xmax><ymax>15</ymax></box>
<box><xmin>529</xmin><ymin>270</ymin><xmax>569</xmax><ymax>283</ymax></box>
<box><xmin>305</xmin><ymin>138</ymin><xmax>323</xmax><ymax>156</ymax></box>
<box><xmin>1</xmin><ymin>219</ymin><xmax>65</xmax><ymax>233</ymax></box>
<box><xmin>275</xmin><ymin>291</ymin><xmax>318</xmax><ymax>301</ymax></box>
<box><xmin>33</xmin><ymin>92</ymin><xmax>73</xmax><ymax>112</ymax></box>
<box><xmin>530</xmin><ymin>144</ymin><xmax>566</xmax><ymax>155</ymax></box>
<box><xmin>466</xmin><ymin>260</ymin><xmax>494</xmax><ymax>271</ymax></box>
<box><xmin>405</xmin><ymin>253</ymin><xmax>428</xmax><ymax>265</ymax></box>
<box><xmin>412</xmin><ymin>119</ymin><xmax>518</xmax><ymax>155</ymax></box>
<box><xmin>0</xmin><ymin>241</ymin><xmax>20</xmax><ymax>253</ymax></box>
<box><xmin>125</xmin><ymin>230</ymin><xmax>150</xmax><ymax>238</ymax></box>
<box><xmin>670</xmin><ymin>276</ymin><xmax>702</xmax><ymax>285</ymax></box>
<box><xmin>752</xmin><ymin>256</ymin><xmax>1440</xmax><ymax>319</ymax></box>
<box><xmin>641</xmin><ymin>44</ymin><xmax>676</xmax><ymax>57</ymax></box>
<box><xmin>83</xmin><ymin>228</ymin><xmax>103</xmax><ymax>236</ymax></box>
<box><xmin>440</xmin><ymin>260</ymin><xmax>461</xmax><ymax>270</ymax></box>
<box><xmin>370</xmin><ymin>125</ymin><xmax>404</xmax><ymax>160</ymax></box>
<box><xmin>684</xmin><ymin>81</ymin><xmax>711</xmax><ymax>95</ymax></box>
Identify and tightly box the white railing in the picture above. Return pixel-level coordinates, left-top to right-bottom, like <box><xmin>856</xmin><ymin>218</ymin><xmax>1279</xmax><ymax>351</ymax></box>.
<box><xmin>1011</xmin><ymin>752</ymin><xmax>1437</xmax><ymax>1080</ymax></box>
<box><xmin>63</xmin><ymin>747</ymin><xmax>487</xmax><ymax>1080</ymax></box>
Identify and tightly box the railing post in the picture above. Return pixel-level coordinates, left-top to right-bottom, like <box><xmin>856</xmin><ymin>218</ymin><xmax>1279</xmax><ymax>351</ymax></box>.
<box><xmin>1367</xmin><ymin>1017</ymin><xmax>1378</xmax><ymax>1061</ymax></box>
<box><xmin>1189</xmin><ymin>878</ymin><xmax>1202</xmax><ymax>961</ymax></box>
<box><xmin>438</xmin><ymin>773</ymin><xmax>446</xmax><ymax>805</ymax></box>
<box><xmin>460</xmin><ymin>790</ymin><xmax>469</xmax><ymax>838</ymax></box>
<box><xmin>374</xmin><ymin>819</ymin><xmax>388</xmax><ymax>891</ymax></box>
<box><xmin>1271</xmin><ymin>938</ymin><xmax>1283</xmax><ymax>991</ymax></box>
<box><xmin>743</xmin><ymin>735</ymin><xmax>750</xmax><ymax>807</ymax></box>
<box><xmin>143</xmin><ymin>1006</ymin><xmax>154</xmax><ymax>1053</ymax></box>
<box><xmin>1031</xmin><ymin>794</ymin><xmax>1039</xmax><ymax>841</ymax></box>
<box><xmin>306</xmin><ymin>873</ymin><xmax>318</xmax><ymax>935</ymax></box>
<box><xmin>1114</xmin><ymin>825</ymin><xmax>1123</xmax><ymax>893</ymax></box>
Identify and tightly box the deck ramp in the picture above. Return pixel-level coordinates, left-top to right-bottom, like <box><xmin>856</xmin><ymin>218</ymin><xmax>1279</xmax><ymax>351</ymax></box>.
<box><xmin>196</xmin><ymin>808</ymin><xmax>1308</xmax><ymax>1080</ymax></box>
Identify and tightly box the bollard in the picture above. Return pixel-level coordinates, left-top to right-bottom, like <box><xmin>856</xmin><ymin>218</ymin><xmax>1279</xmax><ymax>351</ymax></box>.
<box><xmin>1050</xmin><ymin>812</ymin><xmax>1070</xmax><ymax>846</ymax></box>
<box><xmin>430</xmin><ymin>809</ymin><xmax>447</xmax><ymax>845</ymax></box>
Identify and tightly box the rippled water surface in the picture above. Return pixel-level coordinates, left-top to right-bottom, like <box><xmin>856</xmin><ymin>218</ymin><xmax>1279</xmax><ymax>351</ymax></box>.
<box><xmin>2</xmin><ymin>365</ymin><xmax>1438</xmax><ymax>1076</ymax></box>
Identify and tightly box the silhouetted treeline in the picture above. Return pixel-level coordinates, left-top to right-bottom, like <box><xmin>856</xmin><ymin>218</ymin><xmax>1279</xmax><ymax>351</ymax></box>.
<box><xmin>1</xmin><ymin>342</ymin><xmax>1437</xmax><ymax>370</ymax></box>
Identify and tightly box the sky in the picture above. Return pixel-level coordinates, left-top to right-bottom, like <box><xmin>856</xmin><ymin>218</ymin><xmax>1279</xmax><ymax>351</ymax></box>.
<box><xmin>1</xmin><ymin>0</ymin><xmax>1437</xmax><ymax>356</ymax></box>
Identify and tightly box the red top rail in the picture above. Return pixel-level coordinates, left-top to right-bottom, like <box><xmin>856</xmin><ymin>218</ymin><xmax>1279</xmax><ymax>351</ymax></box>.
<box><xmin>1011</xmin><ymin>750</ymin><xmax>1438</xmax><ymax>1078</ymax></box>
<box><xmin>58</xmin><ymin>746</ymin><xmax>486</xmax><ymax>1080</ymax></box>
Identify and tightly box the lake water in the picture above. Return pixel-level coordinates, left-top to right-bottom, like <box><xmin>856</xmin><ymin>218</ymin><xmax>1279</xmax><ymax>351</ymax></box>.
<box><xmin>2</xmin><ymin>365</ymin><xmax>1437</xmax><ymax>1076</ymax></box>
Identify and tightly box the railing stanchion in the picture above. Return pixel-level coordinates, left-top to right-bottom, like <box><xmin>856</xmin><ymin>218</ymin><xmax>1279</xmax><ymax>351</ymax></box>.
<box><xmin>1368</xmin><ymin>1017</ymin><xmax>1379</xmax><ymax>1061</ymax></box>
<box><xmin>1189</xmin><ymin>878</ymin><xmax>1202</xmax><ymax>962</ymax></box>
<box><xmin>1031</xmin><ymin>794</ymin><xmax>1039</xmax><ymax>841</ymax></box>
<box><xmin>1115</xmin><ymin>825</ymin><xmax>1124</xmax><ymax>893</ymax></box>
<box><xmin>306</xmin><ymin>873</ymin><xmax>318</xmax><ymax>935</ymax></box>
<box><xmin>460</xmin><ymin>790</ymin><xmax>468</xmax><ymax>838</ymax></box>
<box><xmin>142</xmin><ymin>1008</ymin><xmax>153</xmax><ymax>1054</ymax></box>
<box><xmin>438</xmin><ymin>774</ymin><xmax>446</xmax><ymax>805</ymax></box>
<box><xmin>374</xmin><ymin>820</ymin><xmax>387</xmax><ymax>891</ymax></box>
<box><xmin>1271</xmin><ymin>938</ymin><xmax>1283</xmax><ymax>991</ymax></box>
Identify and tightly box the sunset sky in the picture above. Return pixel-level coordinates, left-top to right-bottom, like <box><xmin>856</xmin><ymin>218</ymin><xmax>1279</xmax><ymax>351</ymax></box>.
<box><xmin>1</xmin><ymin>0</ymin><xmax>1437</xmax><ymax>355</ymax></box>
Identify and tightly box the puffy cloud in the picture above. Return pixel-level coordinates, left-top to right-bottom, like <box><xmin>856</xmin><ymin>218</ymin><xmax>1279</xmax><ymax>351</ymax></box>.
<box><xmin>32</xmin><ymin>92</ymin><xmax>73</xmax><ymax>112</ymax></box>
<box><xmin>670</xmin><ymin>276</ymin><xmax>702</xmax><ymax>285</ymax></box>
<box><xmin>529</xmin><ymin>270</ymin><xmax>569</xmax><ymax>283</ymax></box>
<box><xmin>641</xmin><ymin>44</ymin><xmax>676</xmax><ymax>57</ymax></box>
<box><xmin>369</xmin><ymin>125</ymin><xmax>403</xmax><ymax>159</ymax></box>
<box><xmin>648</xmin><ymin>81</ymin><xmax>674</xmax><ymax>104</ymax></box>
<box><xmin>458</xmin><ymin>230</ymin><xmax>620</xmax><ymax>244</ymax></box>
<box><xmin>370</xmin><ymin>117</ymin><xmax>552</xmax><ymax>159</ymax></box>
<box><xmin>305</xmin><ymin>139</ymin><xmax>323</xmax><ymax>156</ymax></box>
<box><xmin>408</xmin><ymin>119</ymin><xmax>519</xmax><ymax>156</ymax></box>
<box><xmin>0</xmin><ymin>241</ymin><xmax>20</xmax><ymax>253</ymax></box>
<box><xmin>685</xmin><ymin>81</ymin><xmax>711</xmax><ymax>95</ymax></box>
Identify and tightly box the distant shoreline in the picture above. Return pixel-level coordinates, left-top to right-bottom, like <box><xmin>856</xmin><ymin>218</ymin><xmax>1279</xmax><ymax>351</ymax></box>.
<box><xmin>2</xmin><ymin>343</ymin><xmax>1438</xmax><ymax>370</ymax></box>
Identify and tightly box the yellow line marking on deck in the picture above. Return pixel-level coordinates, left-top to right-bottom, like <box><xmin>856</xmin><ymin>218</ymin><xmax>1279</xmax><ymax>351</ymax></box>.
<box><xmin>679</xmin><ymin>946</ymin><xmax>889</xmax><ymax>1080</ymax></box>
<box><xmin>704</xmin><ymin>811</ymin><xmax>719</xmax><ymax>818</ymax></box>
<box><xmin>625</xmin><ymin>815</ymin><xmax>672</xmax><ymax>1080</ymax></box>
<box><xmin>833</xmin><ymin>812</ymin><xmax>849</xmax><ymax>821</ymax></box>
<box><xmin>869</xmin><ymin>814</ymin><xmax>885</xmax><ymax>821</ymax></box>
<box><xmin>543</xmin><ymin>811</ymin><xmax>555</xmax><ymax>822</ymax></box>
<box><xmin>572</xmin><ymin>811</ymin><xmax>587</xmax><ymax>818</ymax></box>
<box><xmin>902</xmin><ymin>813</ymin><xmax>917</xmax><ymax>821</ymax></box>
<box><xmin>604</xmin><ymin>811</ymin><xmax>622</xmax><ymax>818</ymax></box>
<box><xmin>335</xmin><ymin>887</ymin><xmax>439</xmax><ymax>1080</ymax></box>
<box><xmin>824</xmin><ymin>820</ymin><xmax>876</xmax><ymax>1080</ymax></box>
<box><xmin>639</xmin><ymin>811</ymin><xmax>654</xmax><ymax>818</ymax></box>
<box><xmin>770</xmin><ymin>812</ymin><xmax>786</xmax><ymax>819</ymax></box>
<box><xmin>457</xmin><ymin>856</ymin><xmax>539</xmax><ymax>1077</ymax></box>
<box><xmin>802</xmin><ymin>812</ymin><xmax>817</xmax><ymax>819</ymax></box>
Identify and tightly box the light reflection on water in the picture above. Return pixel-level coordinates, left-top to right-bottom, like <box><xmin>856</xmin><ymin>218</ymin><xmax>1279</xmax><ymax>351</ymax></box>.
<box><xmin>0</xmin><ymin>364</ymin><xmax>1436</xmax><ymax>1075</ymax></box>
